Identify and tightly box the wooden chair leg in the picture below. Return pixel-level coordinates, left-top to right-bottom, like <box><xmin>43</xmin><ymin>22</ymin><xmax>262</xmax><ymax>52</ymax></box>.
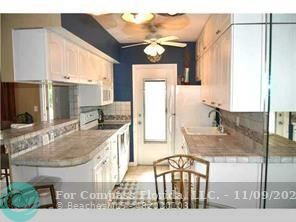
<box><xmin>34</xmin><ymin>184</ymin><xmax>58</xmax><ymax>209</ymax></box>
<box><xmin>49</xmin><ymin>185</ymin><xmax>57</xmax><ymax>208</ymax></box>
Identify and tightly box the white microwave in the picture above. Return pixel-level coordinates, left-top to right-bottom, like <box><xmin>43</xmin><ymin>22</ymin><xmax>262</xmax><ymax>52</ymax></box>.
<box><xmin>78</xmin><ymin>81</ymin><xmax>113</xmax><ymax>106</ymax></box>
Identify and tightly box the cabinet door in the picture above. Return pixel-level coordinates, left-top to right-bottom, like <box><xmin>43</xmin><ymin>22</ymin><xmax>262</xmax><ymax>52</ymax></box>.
<box><xmin>211</xmin><ymin>42</ymin><xmax>219</xmax><ymax>107</ymax></box>
<box><xmin>89</xmin><ymin>53</ymin><xmax>101</xmax><ymax>83</ymax></box>
<box><xmin>216</xmin><ymin>28</ymin><xmax>231</xmax><ymax>110</ymax></box>
<box><xmin>94</xmin><ymin>162</ymin><xmax>104</xmax><ymax>198</ymax></box>
<box><xmin>270</xmin><ymin>24</ymin><xmax>296</xmax><ymax>111</ymax></box>
<box><xmin>207</xmin><ymin>46</ymin><xmax>216</xmax><ymax>107</ymax></box>
<box><xmin>231</xmin><ymin>25</ymin><xmax>265</xmax><ymax>111</ymax></box>
<box><xmin>201</xmin><ymin>51</ymin><xmax>210</xmax><ymax>104</ymax></box>
<box><xmin>78</xmin><ymin>48</ymin><xmax>94</xmax><ymax>84</ymax></box>
<box><xmin>64</xmin><ymin>40</ymin><xmax>79</xmax><ymax>82</ymax></box>
<box><xmin>110</xmin><ymin>137</ymin><xmax>118</xmax><ymax>184</ymax></box>
<box><xmin>47</xmin><ymin>31</ymin><xmax>65</xmax><ymax>81</ymax></box>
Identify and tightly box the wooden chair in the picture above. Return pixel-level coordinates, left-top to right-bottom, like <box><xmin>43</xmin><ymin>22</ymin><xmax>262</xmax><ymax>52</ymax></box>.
<box><xmin>153</xmin><ymin>154</ymin><xmax>210</xmax><ymax>209</ymax></box>
<box><xmin>34</xmin><ymin>184</ymin><xmax>57</xmax><ymax>208</ymax></box>
<box><xmin>1</xmin><ymin>145</ymin><xmax>11</xmax><ymax>192</ymax></box>
<box><xmin>1</xmin><ymin>146</ymin><xmax>58</xmax><ymax>209</ymax></box>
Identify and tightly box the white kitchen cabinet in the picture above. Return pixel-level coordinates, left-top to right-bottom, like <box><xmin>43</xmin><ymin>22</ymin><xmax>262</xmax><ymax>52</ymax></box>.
<box><xmin>78</xmin><ymin>47</ymin><xmax>92</xmax><ymax>84</ymax></box>
<box><xmin>110</xmin><ymin>136</ymin><xmax>119</xmax><ymax>184</ymax></box>
<box><xmin>47</xmin><ymin>31</ymin><xmax>65</xmax><ymax>81</ymax></box>
<box><xmin>101</xmin><ymin>59</ymin><xmax>114</xmax><ymax>86</ymax></box>
<box><xmin>64</xmin><ymin>40</ymin><xmax>80</xmax><ymax>82</ymax></box>
<box><xmin>270</xmin><ymin>24</ymin><xmax>296</xmax><ymax>111</ymax></box>
<box><xmin>200</xmin><ymin>24</ymin><xmax>265</xmax><ymax>112</ymax></box>
<box><xmin>12</xmin><ymin>29</ymin><xmax>48</xmax><ymax>81</ymax></box>
<box><xmin>12</xmin><ymin>28</ymin><xmax>114</xmax><ymax>85</ymax></box>
<box><xmin>196</xmin><ymin>14</ymin><xmax>265</xmax><ymax>61</ymax></box>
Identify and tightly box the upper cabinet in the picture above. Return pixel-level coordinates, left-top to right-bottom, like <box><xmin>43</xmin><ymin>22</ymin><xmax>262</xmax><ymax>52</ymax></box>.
<box><xmin>196</xmin><ymin>14</ymin><xmax>266</xmax><ymax>60</ymax></box>
<box><xmin>47</xmin><ymin>31</ymin><xmax>65</xmax><ymax>81</ymax></box>
<box><xmin>12</xmin><ymin>28</ymin><xmax>114</xmax><ymax>85</ymax></box>
<box><xmin>64</xmin><ymin>40</ymin><xmax>80</xmax><ymax>82</ymax></box>
<box><xmin>270</xmin><ymin>23</ymin><xmax>296</xmax><ymax>111</ymax></box>
<box><xmin>197</xmin><ymin>14</ymin><xmax>266</xmax><ymax>112</ymax></box>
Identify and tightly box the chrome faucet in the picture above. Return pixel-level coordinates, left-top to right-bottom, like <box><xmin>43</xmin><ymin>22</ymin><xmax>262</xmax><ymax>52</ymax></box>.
<box><xmin>208</xmin><ymin>109</ymin><xmax>224</xmax><ymax>133</ymax></box>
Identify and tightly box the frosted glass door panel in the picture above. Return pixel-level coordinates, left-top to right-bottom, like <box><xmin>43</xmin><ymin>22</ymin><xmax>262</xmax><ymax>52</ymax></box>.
<box><xmin>144</xmin><ymin>80</ymin><xmax>167</xmax><ymax>142</ymax></box>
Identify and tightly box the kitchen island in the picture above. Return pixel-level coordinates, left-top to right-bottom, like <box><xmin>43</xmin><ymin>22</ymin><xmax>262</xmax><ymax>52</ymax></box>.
<box><xmin>7</xmin><ymin>120</ymin><xmax>131</xmax><ymax>207</ymax></box>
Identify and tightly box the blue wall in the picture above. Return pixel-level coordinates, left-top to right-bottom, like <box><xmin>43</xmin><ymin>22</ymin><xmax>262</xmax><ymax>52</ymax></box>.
<box><xmin>61</xmin><ymin>14</ymin><xmax>120</xmax><ymax>61</ymax></box>
<box><xmin>114</xmin><ymin>42</ymin><xmax>199</xmax><ymax>101</ymax></box>
<box><xmin>114</xmin><ymin>43</ymin><xmax>199</xmax><ymax>161</ymax></box>
<box><xmin>61</xmin><ymin>14</ymin><xmax>199</xmax><ymax>162</ymax></box>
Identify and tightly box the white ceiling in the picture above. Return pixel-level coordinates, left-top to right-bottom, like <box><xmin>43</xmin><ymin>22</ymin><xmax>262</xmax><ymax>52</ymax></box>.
<box><xmin>93</xmin><ymin>14</ymin><xmax>210</xmax><ymax>43</ymax></box>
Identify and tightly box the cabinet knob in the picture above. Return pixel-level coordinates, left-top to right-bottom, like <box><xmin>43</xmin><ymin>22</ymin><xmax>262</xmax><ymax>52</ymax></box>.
<box><xmin>88</xmin><ymin>80</ymin><xmax>92</xmax><ymax>82</ymax></box>
<box><xmin>216</xmin><ymin>30</ymin><xmax>221</xmax><ymax>35</ymax></box>
<box><xmin>203</xmin><ymin>46</ymin><xmax>206</xmax><ymax>50</ymax></box>
<box><xmin>211</xmin><ymin>102</ymin><xmax>216</xmax><ymax>105</ymax></box>
<box><xmin>218</xmin><ymin>103</ymin><xmax>222</xmax><ymax>106</ymax></box>
<box><xmin>202</xmin><ymin>100</ymin><xmax>206</xmax><ymax>102</ymax></box>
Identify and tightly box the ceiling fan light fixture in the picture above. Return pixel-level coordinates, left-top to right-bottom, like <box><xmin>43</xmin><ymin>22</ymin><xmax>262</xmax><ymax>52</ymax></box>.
<box><xmin>121</xmin><ymin>13</ymin><xmax>154</xmax><ymax>24</ymax></box>
<box><xmin>144</xmin><ymin>43</ymin><xmax>165</xmax><ymax>56</ymax></box>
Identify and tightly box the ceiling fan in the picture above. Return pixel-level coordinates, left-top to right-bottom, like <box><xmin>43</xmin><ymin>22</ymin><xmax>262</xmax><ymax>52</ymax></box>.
<box><xmin>121</xmin><ymin>35</ymin><xmax>187</xmax><ymax>56</ymax></box>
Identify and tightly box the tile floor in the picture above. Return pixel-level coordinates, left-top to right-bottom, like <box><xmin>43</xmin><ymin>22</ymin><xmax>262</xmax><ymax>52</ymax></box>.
<box><xmin>123</xmin><ymin>165</ymin><xmax>169</xmax><ymax>182</ymax></box>
<box><xmin>111</xmin><ymin>165</ymin><xmax>221</xmax><ymax>208</ymax></box>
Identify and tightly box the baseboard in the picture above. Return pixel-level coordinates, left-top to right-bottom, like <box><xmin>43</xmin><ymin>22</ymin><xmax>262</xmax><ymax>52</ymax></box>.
<box><xmin>128</xmin><ymin>162</ymin><xmax>138</xmax><ymax>166</ymax></box>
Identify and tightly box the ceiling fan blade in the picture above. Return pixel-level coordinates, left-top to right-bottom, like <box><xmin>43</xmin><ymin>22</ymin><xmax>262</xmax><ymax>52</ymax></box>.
<box><xmin>160</xmin><ymin>41</ymin><xmax>187</xmax><ymax>47</ymax></box>
<box><xmin>121</xmin><ymin>42</ymin><xmax>148</xmax><ymax>48</ymax></box>
<box><xmin>157</xmin><ymin>36</ymin><xmax>179</xmax><ymax>43</ymax></box>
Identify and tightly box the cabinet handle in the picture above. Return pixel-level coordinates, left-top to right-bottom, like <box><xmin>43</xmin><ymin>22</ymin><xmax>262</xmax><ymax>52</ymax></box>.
<box><xmin>203</xmin><ymin>46</ymin><xmax>206</xmax><ymax>50</ymax></box>
<box><xmin>211</xmin><ymin>102</ymin><xmax>216</xmax><ymax>105</ymax></box>
<box><xmin>218</xmin><ymin>103</ymin><xmax>222</xmax><ymax>106</ymax></box>
<box><xmin>202</xmin><ymin>100</ymin><xmax>206</xmax><ymax>102</ymax></box>
<box><xmin>97</xmin><ymin>155</ymin><xmax>101</xmax><ymax>160</ymax></box>
<box><xmin>216</xmin><ymin>30</ymin><xmax>221</xmax><ymax>35</ymax></box>
<box><xmin>88</xmin><ymin>80</ymin><xmax>92</xmax><ymax>82</ymax></box>
<box><xmin>64</xmin><ymin>76</ymin><xmax>68</xmax><ymax>79</ymax></box>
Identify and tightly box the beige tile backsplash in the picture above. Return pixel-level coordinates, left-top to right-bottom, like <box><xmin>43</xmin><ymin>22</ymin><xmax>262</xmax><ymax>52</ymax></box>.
<box><xmin>100</xmin><ymin>101</ymin><xmax>131</xmax><ymax>116</ymax></box>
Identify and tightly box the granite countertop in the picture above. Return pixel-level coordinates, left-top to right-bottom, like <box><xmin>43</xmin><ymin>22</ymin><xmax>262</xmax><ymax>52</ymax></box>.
<box><xmin>1</xmin><ymin>119</ymin><xmax>79</xmax><ymax>142</ymax></box>
<box><xmin>12</xmin><ymin>130</ymin><xmax>115</xmax><ymax>167</ymax></box>
<box><xmin>11</xmin><ymin>122</ymin><xmax>131</xmax><ymax>167</ymax></box>
<box><xmin>181</xmin><ymin>128</ymin><xmax>296</xmax><ymax>163</ymax></box>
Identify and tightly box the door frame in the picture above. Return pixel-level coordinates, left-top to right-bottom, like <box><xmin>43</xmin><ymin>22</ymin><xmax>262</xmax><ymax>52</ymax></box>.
<box><xmin>132</xmin><ymin>64</ymin><xmax>177</xmax><ymax>165</ymax></box>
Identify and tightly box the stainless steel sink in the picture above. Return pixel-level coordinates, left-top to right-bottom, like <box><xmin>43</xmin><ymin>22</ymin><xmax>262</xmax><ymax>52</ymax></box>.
<box><xmin>184</xmin><ymin>127</ymin><xmax>227</xmax><ymax>136</ymax></box>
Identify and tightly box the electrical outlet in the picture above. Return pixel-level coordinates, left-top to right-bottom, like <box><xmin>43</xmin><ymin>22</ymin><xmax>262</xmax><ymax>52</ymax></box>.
<box><xmin>34</xmin><ymin>106</ymin><xmax>39</xmax><ymax>112</ymax></box>
<box><xmin>236</xmin><ymin>116</ymin><xmax>240</xmax><ymax>126</ymax></box>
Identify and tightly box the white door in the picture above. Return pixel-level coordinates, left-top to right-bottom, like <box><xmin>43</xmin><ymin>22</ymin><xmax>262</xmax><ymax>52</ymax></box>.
<box><xmin>133</xmin><ymin>64</ymin><xmax>177</xmax><ymax>164</ymax></box>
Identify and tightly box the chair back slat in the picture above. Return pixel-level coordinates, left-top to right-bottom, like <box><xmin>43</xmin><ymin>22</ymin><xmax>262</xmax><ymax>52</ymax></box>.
<box><xmin>188</xmin><ymin>172</ymin><xmax>192</xmax><ymax>208</ymax></box>
<box><xmin>171</xmin><ymin>172</ymin><xmax>175</xmax><ymax>204</ymax></box>
<box><xmin>196</xmin><ymin>176</ymin><xmax>200</xmax><ymax>208</ymax></box>
<box><xmin>153</xmin><ymin>154</ymin><xmax>210</xmax><ymax>209</ymax></box>
<box><xmin>180</xmin><ymin>170</ymin><xmax>184</xmax><ymax>208</ymax></box>
<box><xmin>163</xmin><ymin>174</ymin><xmax>167</xmax><ymax>208</ymax></box>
